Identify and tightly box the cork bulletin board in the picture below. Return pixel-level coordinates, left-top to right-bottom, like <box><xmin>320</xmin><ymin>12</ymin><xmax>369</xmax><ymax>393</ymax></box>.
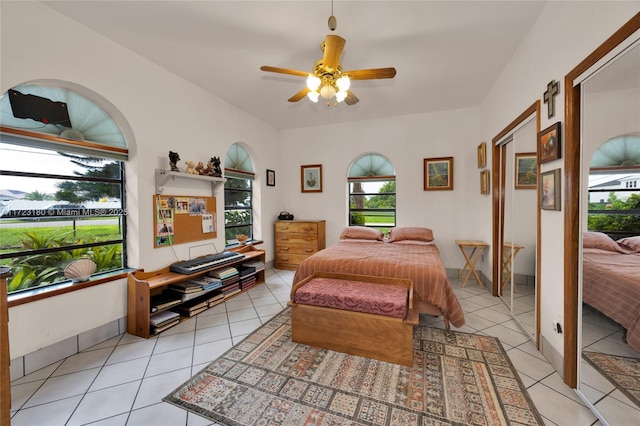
<box><xmin>153</xmin><ymin>194</ymin><xmax>217</xmax><ymax>248</ymax></box>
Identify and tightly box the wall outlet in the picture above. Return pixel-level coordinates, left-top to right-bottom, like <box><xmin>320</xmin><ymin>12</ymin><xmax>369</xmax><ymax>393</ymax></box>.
<box><xmin>552</xmin><ymin>321</ymin><xmax>563</xmax><ymax>334</ymax></box>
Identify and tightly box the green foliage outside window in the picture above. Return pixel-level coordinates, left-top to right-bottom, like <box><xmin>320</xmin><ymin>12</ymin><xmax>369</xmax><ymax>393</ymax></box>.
<box><xmin>588</xmin><ymin>193</ymin><xmax>640</xmax><ymax>235</ymax></box>
<box><xmin>5</xmin><ymin>229</ymin><xmax>122</xmax><ymax>292</ymax></box>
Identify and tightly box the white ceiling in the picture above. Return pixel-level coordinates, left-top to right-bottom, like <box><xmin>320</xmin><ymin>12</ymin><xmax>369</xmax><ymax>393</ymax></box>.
<box><xmin>43</xmin><ymin>1</ymin><xmax>547</xmax><ymax>130</ymax></box>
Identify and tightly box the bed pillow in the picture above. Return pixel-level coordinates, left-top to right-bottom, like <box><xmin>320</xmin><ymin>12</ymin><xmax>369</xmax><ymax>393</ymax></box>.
<box><xmin>583</xmin><ymin>231</ymin><xmax>628</xmax><ymax>252</ymax></box>
<box><xmin>617</xmin><ymin>236</ymin><xmax>640</xmax><ymax>253</ymax></box>
<box><xmin>387</xmin><ymin>227</ymin><xmax>434</xmax><ymax>243</ymax></box>
<box><xmin>339</xmin><ymin>226</ymin><xmax>384</xmax><ymax>241</ymax></box>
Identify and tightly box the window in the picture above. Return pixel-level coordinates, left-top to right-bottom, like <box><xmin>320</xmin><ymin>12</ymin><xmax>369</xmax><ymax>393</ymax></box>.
<box><xmin>224</xmin><ymin>144</ymin><xmax>254</xmax><ymax>244</ymax></box>
<box><xmin>0</xmin><ymin>83</ymin><xmax>128</xmax><ymax>295</ymax></box>
<box><xmin>588</xmin><ymin>135</ymin><xmax>640</xmax><ymax>239</ymax></box>
<box><xmin>348</xmin><ymin>154</ymin><xmax>396</xmax><ymax>234</ymax></box>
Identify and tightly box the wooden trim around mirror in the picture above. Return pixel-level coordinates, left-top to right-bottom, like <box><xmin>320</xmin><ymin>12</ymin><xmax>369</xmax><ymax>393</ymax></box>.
<box><xmin>563</xmin><ymin>12</ymin><xmax>640</xmax><ymax>388</ymax></box>
<box><xmin>491</xmin><ymin>101</ymin><xmax>541</xmax><ymax>346</ymax></box>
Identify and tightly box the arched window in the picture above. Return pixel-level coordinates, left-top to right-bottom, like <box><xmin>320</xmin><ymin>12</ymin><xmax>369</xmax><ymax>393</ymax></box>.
<box><xmin>224</xmin><ymin>143</ymin><xmax>254</xmax><ymax>245</ymax></box>
<box><xmin>0</xmin><ymin>82</ymin><xmax>128</xmax><ymax>295</ymax></box>
<box><xmin>347</xmin><ymin>153</ymin><xmax>396</xmax><ymax>234</ymax></box>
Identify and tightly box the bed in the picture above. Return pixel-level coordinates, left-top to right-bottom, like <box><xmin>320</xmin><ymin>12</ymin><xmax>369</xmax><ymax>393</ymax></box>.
<box><xmin>582</xmin><ymin>232</ymin><xmax>640</xmax><ymax>353</ymax></box>
<box><xmin>292</xmin><ymin>226</ymin><xmax>466</xmax><ymax>328</ymax></box>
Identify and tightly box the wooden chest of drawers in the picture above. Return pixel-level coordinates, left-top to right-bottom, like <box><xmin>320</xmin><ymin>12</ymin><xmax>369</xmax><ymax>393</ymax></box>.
<box><xmin>274</xmin><ymin>220</ymin><xmax>326</xmax><ymax>270</ymax></box>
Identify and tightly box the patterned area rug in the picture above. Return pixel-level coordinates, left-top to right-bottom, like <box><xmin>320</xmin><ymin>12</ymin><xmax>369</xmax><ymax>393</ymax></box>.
<box><xmin>583</xmin><ymin>351</ymin><xmax>640</xmax><ymax>407</ymax></box>
<box><xmin>164</xmin><ymin>308</ymin><xmax>544</xmax><ymax>425</ymax></box>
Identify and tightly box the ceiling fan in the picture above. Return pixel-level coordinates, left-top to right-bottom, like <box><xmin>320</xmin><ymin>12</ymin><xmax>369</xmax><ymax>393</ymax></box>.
<box><xmin>260</xmin><ymin>7</ymin><xmax>396</xmax><ymax>106</ymax></box>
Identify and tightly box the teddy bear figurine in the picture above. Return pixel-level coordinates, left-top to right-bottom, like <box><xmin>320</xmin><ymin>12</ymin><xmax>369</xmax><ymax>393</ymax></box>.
<box><xmin>195</xmin><ymin>161</ymin><xmax>206</xmax><ymax>175</ymax></box>
<box><xmin>184</xmin><ymin>161</ymin><xmax>198</xmax><ymax>174</ymax></box>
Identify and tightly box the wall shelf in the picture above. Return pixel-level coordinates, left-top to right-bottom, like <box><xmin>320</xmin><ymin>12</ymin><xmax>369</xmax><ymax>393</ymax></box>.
<box><xmin>155</xmin><ymin>169</ymin><xmax>226</xmax><ymax>195</ymax></box>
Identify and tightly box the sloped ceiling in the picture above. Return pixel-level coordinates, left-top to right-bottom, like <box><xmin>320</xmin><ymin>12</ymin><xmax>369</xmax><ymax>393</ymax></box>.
<box><xmin>42</xmin><ymin>1</ymin><xmax>547</xmax><ymax>130</ymax></box>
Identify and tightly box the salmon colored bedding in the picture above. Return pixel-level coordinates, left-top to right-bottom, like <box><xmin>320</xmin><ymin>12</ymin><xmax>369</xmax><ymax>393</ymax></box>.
<box><xmin>294</xmin><ymin>277</ymin><xmax>408</xmax><ymax>318</ymax></box>
<box><xmin>293</xmin><ymin>241</ymin><xmax>465</xmax><ymax>328</ymax></box>
<box><xmin>583</xmin><ymin>248</ymin><xmax>640</xmax><ymax>353</ymax></box>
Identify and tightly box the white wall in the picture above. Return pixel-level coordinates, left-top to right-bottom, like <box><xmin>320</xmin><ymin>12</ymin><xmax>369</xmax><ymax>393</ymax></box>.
<box><xmin>480</xmin><ymin>1</ymin><xmax>639</xmax><ymax>360</ymax></box>
<box><xmin>2</xmin><ymin>2</ymin><xmax>282</xmax><ymax>358</ymax></box>
<box><xmin>279</xmin><ymin>107</ymin><xmax>490</xmax><ymax>270</ymax></box>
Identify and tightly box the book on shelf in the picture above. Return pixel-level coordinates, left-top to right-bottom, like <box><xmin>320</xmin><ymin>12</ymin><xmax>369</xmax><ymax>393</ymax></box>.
<box><xmin>242</xmin><ymin>260</ymin><xmax>265</xmax><ymax>271</ymax></box>
<box><xmin>206</xmin><ymin>292</ymin><xmax>224</xmax><ymax>305</ymax></box>
<box><xmin>150</xmin><ymin>292</ymin><xmax>182</xmax><ymax>313</ymax></box>
<box><xmin>238</xmin><ymin>265</ymin><xmax>256</xmax><ymax>277</ymax></box>
<box><xmin>152</xmin><ymin>318</ymin><xmax>180</xmax><ymax>333</ymax></box>
<box><xmin>223</xmin><ymin>287</ymin><xmax>242</xmax><ymax>299</ymax></box>
<box><xmin>208</xmin><ymin>266</ymin><xmax>239</xmax><ymax>279</ymax></box>
<box><xmin>188</xmin><ymin>276</ymin><xmax>223</xmax><ymax>290</ymax></box>
<box><xmin>150</xmin><ymin>310</ymin><xmax>180</xmax><ymax>327</ymax></box>
<box><xmin>173</xmin><ymin>299</ymin><xmax>208</xmax><ymax>316</ymax></box>
<box><xmin>169</xmin><ymin>281</ymin><xmax>204</xmax><ymax>293</ymax></box>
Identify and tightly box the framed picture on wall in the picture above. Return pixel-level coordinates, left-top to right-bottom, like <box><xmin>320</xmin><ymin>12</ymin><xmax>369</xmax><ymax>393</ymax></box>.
<box><xmin>424</xmin><ymin>157</ymin><xmax>454</xmax><ymax>190</ymax></box>
<box><xmin>480</xmin><ymin>170</ymin><xmax>490</xmax><ymax>195</ymax></box>
<box><xmin>301</xmin><ymin>164</ymin><xmax>322</xmax><ymax>193</ymax></box>
<box><xmin>515</xmin><ymin>152</ymin><xmax>537</xmax><ymax>189</ymax></box>
<box><xmin>477</xmin><ymin>142</ymin><xmax>486</xmax><ymax>168</ymax></box>
<box><xmin>541</xmin><ymin>168</ymin><xmax>561</xmax><ymax>210</ymax></box>
<box><xmin>538</xmin><ymin>122</ymin><xmax>561</xmax><ymax>164</ymax></box>
<box><xmin>266</xmin><ymin>169</ymin><xmax>275</xmax><ymax>186</ymax></box>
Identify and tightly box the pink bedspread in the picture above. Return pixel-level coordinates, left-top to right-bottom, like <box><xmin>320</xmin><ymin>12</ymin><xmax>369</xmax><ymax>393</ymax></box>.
<box><xmin>583</xmin><ymin>248</ymin><xmax>640</xmax><ymax>352</ymax></box>
<box><xmin>293</xmin><ymin>241</ymin><xmax>465</xmax><ymax>327</ymax></box>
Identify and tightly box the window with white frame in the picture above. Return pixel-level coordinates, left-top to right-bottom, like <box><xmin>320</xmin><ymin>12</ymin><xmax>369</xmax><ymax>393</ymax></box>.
<box><xmin>0</xmin><ymin>83</ymin><xmax>128</xmax><ymax>295</ymax></box>
<box><xmin>224</xmin><ymin>143</ymin><xmax>254</xmax><ymax>245</ymax></box>
<box><xmin>348</xmin><ymin>153</ymin><xmax>396</xmax><ymax>235</ymax></box>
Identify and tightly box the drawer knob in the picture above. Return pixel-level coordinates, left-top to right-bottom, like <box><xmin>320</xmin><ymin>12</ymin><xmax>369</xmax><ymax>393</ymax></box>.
<box><xmin>281</xmin><ymin>247</ymin><xmax>289</xmax><ymax>251</ymax></box>
<box><xmin>305</xmin><ymin>248</ymin><xmax>313</xmax><ymax>253</ymax></box>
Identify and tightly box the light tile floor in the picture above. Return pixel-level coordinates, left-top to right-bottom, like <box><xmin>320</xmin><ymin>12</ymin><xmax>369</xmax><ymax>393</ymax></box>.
<box><xmin>9</xmin><ymin>269</ymin><xmax>636</xmax><ymax>425</ymax></box>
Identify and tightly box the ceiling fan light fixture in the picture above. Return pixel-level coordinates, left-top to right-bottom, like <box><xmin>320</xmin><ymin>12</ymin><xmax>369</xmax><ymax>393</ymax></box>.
<box><xmin>307</xmin><ymin>90</ymin><xmax>320</xmax><ymax>102</ymax></box>
<box><xmin>306</xmin><ymin>74</ymin><xmax>321</xmax><ymax>91</ymax></box>
<box><xmin>335</xmin><ymin>90</ymin><xmax>347</xmax><ymax>103</ymax></box>
<box><xmin>319</xmin><ymin>84</ymin><xmax>336</xmax><ymax>99</ymax></box>
<box><xmin>336</xmin><ymin>75</ymin><xmax>350</xmax><ymax>91</ymax></box>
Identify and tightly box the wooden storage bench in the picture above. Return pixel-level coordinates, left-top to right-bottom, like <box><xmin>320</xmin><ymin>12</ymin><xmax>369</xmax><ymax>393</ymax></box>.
<box><xmin>288</xmin><ymin>272</ymin><xmax>419</xmax><ymax>366</ymax></box>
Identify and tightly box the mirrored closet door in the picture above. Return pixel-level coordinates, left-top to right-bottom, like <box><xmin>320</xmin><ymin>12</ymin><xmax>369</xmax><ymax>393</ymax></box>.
<box><xmin>577</xmin><ymin>38</ymin><xmax>640</xmax><ymax>423</ymax></box>
<box><xmin>492</xmin><ymin>102</ymin><xmax>540</xmax><ymax>343</ymax></box>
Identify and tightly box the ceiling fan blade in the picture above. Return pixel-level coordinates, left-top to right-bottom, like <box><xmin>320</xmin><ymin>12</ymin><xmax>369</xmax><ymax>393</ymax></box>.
<box><xmin>345</xmin><ymin>90</ymin><xmax>359</xmax><ymax>105</ymax></box>
<box><xmin>288</xmin><ymin>88</ymin><xmax>310</xmax><ymax>102</ymax></box>
<box><xmin>260</xmin><ymin>66</ymin><xmax>309</xmax><ymax>78</ymax></box>
<box><xmin>322</xmin><ymin>35</ymin><xmax>346</xmax><ymax>72</ymax></box>
<box><xmin>343</xmin><ymin>68</ymin><xmax>397</xmax><ymax>80</ymax></box>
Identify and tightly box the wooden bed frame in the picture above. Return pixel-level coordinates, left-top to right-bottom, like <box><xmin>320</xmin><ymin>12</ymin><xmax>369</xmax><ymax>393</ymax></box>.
<box><xmin>288</xmin><ymin>272</ymin><xmax>419</xmax><ymax>366</ymax></box>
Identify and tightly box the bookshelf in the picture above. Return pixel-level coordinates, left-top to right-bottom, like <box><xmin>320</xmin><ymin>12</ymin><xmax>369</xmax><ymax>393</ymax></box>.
<box><xmin>127</xmin><ymin>245</ymin><xmax>265</xmax><ymax>338</ymax></box>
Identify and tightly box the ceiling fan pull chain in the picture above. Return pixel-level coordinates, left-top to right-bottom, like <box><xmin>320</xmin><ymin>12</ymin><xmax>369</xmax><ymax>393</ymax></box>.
<box><xmin>328</xmin><ymin>0</ymin><xmax>337</xmax><ymax>31</ymax></box>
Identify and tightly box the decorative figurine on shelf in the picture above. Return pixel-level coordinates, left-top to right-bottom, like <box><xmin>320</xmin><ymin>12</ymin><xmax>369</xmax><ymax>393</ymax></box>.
<box><xmin>211</xmin><ymin>156</ymin><xmax>222</xmax><ymax>177</ymax></box>
<box><xmin>203</xmin><ymin>158</ymin><xmax>216</xmax><ymax>176</ymax></box>
<box><xmin>169</xmin><ymin>151</ymin><xmax>181</xmax><ymax>172</ymax></box>
<box><xmin>185</xmin><ymin>160</ymin><xmax>198</xmax><ymax>174</ymax></box>
<box><xmin>195</xmin><ymin>161</ymin><xmax>206</xmax><ymax>175</ymax></box>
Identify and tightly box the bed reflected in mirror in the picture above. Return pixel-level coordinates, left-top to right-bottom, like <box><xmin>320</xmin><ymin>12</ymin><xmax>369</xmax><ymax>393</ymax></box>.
<box><xmin>578</xmin><ymin>41</ymin><xmax>640</xmax><ymax>420</ymax></box>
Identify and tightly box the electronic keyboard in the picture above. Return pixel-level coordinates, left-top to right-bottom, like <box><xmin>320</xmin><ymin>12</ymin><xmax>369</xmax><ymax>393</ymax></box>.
<box><xmin>170</xmin><ymin>251</ymin><xmax>245</xmax><ymax>274</ymax></box>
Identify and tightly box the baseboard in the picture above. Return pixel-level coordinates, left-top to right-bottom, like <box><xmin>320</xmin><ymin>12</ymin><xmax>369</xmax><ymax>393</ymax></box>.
<box><xmin>541</xmin><ymin>335</ymin><xmax>564</xmax><ymax>376</ymax></box>
<box><xmin>10</xmin><ymin>316</ymin><xmax>126</xmax><ymax>382</ymax></box>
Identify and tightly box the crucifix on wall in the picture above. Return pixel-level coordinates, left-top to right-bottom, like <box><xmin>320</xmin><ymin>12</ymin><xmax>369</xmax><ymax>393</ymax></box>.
<box><xmin>543</xmin><ymin>80</ymin><xmax>559</xmax><ymax>119</ymax></box>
